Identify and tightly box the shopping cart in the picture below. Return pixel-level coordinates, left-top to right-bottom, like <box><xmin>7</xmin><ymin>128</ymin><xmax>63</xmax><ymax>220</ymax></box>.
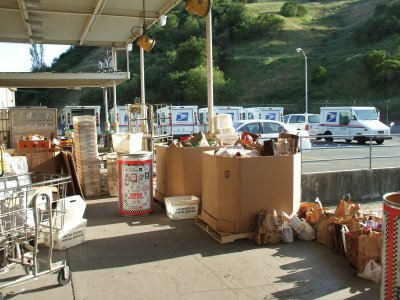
<box><xmin>0</xmin><ymin>172</ymin><xmax>72</xmax><ymax>289</ymax></box>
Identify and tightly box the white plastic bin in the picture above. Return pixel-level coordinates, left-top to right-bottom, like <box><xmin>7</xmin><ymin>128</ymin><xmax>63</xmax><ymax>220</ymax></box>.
<box><xmin>112</xmin><ymin>132</ymin><xmax>143</xmax><ymax>154</ymax></box>
<box><xmin>164</xmin><ymin>195</ymin><xmax>200</xmax><ymax>220</ymax></box>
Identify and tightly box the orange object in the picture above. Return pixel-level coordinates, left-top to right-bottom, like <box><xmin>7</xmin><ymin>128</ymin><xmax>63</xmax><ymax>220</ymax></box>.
<box><xmin>17</xmin><ymin>140</ymin><xmax>51</xmax><ymax>149</ymax></box>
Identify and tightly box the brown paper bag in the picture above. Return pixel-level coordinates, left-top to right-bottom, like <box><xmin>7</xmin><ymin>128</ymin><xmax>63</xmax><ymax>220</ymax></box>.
<box><xmin>317</xmin><ymin>214</ymin><xmax>338</xmax><ymax>247</ymax></box>
<box><xmin>344</xmin><ymin>229</ymin><xmax>382</xmax><ymax>273</ymax></box>
<box><xmin>255</xmin><ymin>209</ymin><xmax>283</xmax><ymax>245</ymax></box>
<box><xmin>334</xmin><ymin>195</ymin><xmax>360</xmax><ymax>217</ymax></box>
<box><xmin>334</xmin><ymin>217</ymin><xmax>364</xmax><ymax>255</ymax></box>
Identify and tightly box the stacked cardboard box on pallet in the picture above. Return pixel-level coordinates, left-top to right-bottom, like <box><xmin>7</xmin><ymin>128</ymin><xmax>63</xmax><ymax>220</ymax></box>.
<box><xmin>106</xmin><ymin>152</ymin><xmax>119</xmax><ymax>196</ymax></box>
<box><xmin>73</xmin><ymin>116</ymin><xmax>101</xmax><ymax>197</ymax></box>
<box><xmin>201</xmin><ymin>151</ymin><xmax>302</xmax><ymax>234</ymax></box>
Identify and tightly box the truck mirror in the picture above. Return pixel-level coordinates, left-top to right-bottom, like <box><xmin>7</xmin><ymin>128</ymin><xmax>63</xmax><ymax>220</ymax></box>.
<box><xmin>390</xmin><ymin>122</ymin><xmax>395</xmax><ymax>127</ymax></box>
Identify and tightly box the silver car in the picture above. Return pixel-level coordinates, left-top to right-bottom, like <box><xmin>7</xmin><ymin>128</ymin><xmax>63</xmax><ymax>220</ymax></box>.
<box><xmin>233</xmin><ymin>119</ymin><xmax>311</xmax><ymax>149</ymax></box>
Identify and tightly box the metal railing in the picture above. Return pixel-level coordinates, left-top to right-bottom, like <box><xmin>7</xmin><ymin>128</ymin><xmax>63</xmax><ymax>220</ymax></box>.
<box><xmin>301</xmin><ymin>133</ymin><xmax>400</xmax><ymax>173</ymax></box>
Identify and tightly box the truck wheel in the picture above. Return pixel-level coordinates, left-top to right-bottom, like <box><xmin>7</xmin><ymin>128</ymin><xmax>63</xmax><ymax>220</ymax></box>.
<box><xmin>324</xmin><ymin>132</ymin><xmax>333</xmax><ymax>143</ymax></box>
<box><xmin>345</xmin><ymin>139</ymin><xmax>352</xmax><ymax>143</ymax></box>
<box><xmin>356</xmin><ymin>136</ymin><xmax>366</xmax><ymax>145</ymax></box>
<box><xmin>376</xmin><ymin>139</ymin><xmax>384</xmax><ymax>145</ymax></box>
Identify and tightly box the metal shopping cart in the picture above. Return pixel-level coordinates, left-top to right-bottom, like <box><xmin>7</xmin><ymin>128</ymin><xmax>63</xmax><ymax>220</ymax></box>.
<box><xmin>0</xmin><ymin>172</ymin><xmax>72</xmax><ymax>289</ymax></box>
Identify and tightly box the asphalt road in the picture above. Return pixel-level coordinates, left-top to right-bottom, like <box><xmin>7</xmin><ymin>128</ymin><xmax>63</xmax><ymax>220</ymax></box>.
<box><xmin>302</xmin><ymin>134</ymin><xmax>400</xmax><ymax>173</ymax></box>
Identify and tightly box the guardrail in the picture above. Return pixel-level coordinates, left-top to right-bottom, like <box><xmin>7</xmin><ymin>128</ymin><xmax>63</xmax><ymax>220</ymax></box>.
<box><xmin>301</xmin><ymin>133</ymin><xmax>400</xmax><ymax>173</ymax></box>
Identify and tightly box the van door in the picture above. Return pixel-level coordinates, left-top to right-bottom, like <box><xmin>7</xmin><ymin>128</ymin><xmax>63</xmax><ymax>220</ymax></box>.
<box><xmin>262</xmin><ymin>111</ymin><xmax>278</xmax><ymax>121</ymax></box>
<box><xmin>338</xmin><ymin>111</ymin><xmax>351</xmax><ymax>140</ymax></box>
<box><xmin>172</xmin><ymin>108</ymin><xmax>198</xmax><ymax>136</ymax></box>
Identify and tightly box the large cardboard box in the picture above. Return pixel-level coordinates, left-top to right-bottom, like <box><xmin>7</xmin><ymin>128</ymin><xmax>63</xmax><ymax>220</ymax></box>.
<box><xmin>201</xmin><ymin>151</ymin><xmax>301</xmax><ymax>233</ymax></box>
<box><xmin>155</xmin><ymin>145</ymin><xmax>219</xmax><ymax>201</ymax></box>
<box><xmin>14</xmin><ymin>148</ymin><xmax>61</xmax><ymax>173</ymax></box>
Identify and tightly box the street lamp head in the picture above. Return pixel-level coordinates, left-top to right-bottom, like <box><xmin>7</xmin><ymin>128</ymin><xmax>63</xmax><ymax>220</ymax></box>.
<box><xmin>296</xmin><ymin>48</ymin><xmax>302</xmax><ymax>53</ymax></box>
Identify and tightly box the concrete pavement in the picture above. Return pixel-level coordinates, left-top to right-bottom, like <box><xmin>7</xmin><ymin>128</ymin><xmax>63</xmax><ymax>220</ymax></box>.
<box><xmin>0</xmin><ymin>197</ymin><xmax>381</xmax><ymax>299</ymax></box>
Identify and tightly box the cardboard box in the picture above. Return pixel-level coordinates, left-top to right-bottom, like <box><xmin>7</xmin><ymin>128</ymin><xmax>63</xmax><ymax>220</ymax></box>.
<box><xmin>201</xmin><ymin>151</ymin><xmax>301</xmax><ymax>233</ymax></box>
<box><xmin>155</xmin><ymin>145</ymin><xmax>219</xmax><ymax>201</ymax></box>
<box><xmin>14</xmin><ymin>148</ymin><xmax>61</xmax><ymax>173</ymax></box>
<box><xmin>44</xmin><ymin>218</ymin><xmax>87</xmax><ymax>250</ymax></box>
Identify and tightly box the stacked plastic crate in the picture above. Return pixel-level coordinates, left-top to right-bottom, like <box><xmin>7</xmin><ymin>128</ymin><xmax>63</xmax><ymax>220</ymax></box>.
<box><xmin>73</xmin><ymin>116</ymin><xmax>101</xmax><ymax>197</ymax></box>
<box><xmin>106</xmin><ymin>152</ymin><xmax>118</xmax><ymax>196</ymax></box>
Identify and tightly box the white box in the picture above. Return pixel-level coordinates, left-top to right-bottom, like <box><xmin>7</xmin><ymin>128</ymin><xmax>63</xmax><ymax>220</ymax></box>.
<box><xmin>112</xmin><ymin>133</ymin><xmax>143</xmax><ymax>154</ymax></box>
<box><xmin>44</xmin><ymin>218</ymin><xmax>87</xmax><ymax>250</ymax></box>
<box><xmin>164</xmin><ymin>195</ymin><xmax>200</xmax><ymax>220</ymax></box>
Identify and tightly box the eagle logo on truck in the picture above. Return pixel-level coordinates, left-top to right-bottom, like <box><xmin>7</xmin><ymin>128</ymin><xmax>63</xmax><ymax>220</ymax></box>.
<box><xmin>265</xmin><ymin>113</ymin><xmax>276</xmax><ymax>120</ymax></box>
<box><xmin>327</xmin><ymin>112</ymin><xmax>337</xmax><ymax>122</ymax></box>
<box><xmin>176</xmin><ymin>112</ymin><xmax>189</xmax><ymax>122</ymax></box>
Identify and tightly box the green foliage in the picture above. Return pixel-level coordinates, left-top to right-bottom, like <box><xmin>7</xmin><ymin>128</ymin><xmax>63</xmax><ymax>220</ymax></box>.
<box><xmin>280</xmin><ymin>1</ymin><xmax>307</xmax><ymax>18</ymax></box>
<box><xmin>311</xmin><ymin>66</ymin><xmax>328</xmax><ymax>85</ymax></box>
<box><xmin>51</xmin><ymin>46</ymin><xmax>95</xmax><ymax>72</ymax></box>
<box><xmin>174</xmin><ymin>37</ymin><xmax>207</xmax><ymax>71</ymax></box>
<box><xmin>374</xmin><ymin>60</ymin><xmax>400</xmax><ymax>85</ymax></box>
<box><xmin>363</xmin><ymin>50</ymin><xmax>400</xmax><ymax>90</ymax></box>
<box><xmin>250</xmin><ymin>14</ymin><xmax>284</xmax><ymax>38</ymax></box>
<box><xmin>352</xmin><ymin>2</ymin><xmax>400</xmax><ymax>45</ymax></box>
<box><xmin>363</xmin><ymin>50</ymin><xmax>390</xmax><ymax>71</ymax></box>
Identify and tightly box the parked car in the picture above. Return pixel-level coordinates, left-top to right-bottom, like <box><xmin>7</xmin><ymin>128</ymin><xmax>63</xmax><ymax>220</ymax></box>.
<box><xmin>283</xmin><ymin>113</ymin><xmax>320</xmax><ymax>137</ymax></box>
<box><xmin>232</xmin><ymin>119</ymin><xmax>311</xmax><ymax>149</ymax></box>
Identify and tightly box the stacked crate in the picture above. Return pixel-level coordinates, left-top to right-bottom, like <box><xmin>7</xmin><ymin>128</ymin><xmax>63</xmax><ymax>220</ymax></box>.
<box><xmin>106</xmin><ymin>152</ymin><xmax>118</xmax><ymax>196</ymax></box>
<box><xmin>100</xmin><ymin>168</ymin><xmax>109</xmax><ymax>196</ymax></box>
<box><xmin>73</xmin><ymin>116</ymin><xmax>101</xmax><ymax>197</ymax></box>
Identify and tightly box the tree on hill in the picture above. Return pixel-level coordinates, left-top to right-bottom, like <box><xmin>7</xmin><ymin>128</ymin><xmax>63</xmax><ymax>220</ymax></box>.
<box><xmin>30</xmin><ymin>44</ymin><xmax>48</xmax><ymax>72</ymax></box>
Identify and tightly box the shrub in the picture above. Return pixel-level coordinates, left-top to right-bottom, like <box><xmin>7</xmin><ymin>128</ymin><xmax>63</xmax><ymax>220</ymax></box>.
<box><xmin>311</xmin><ymin>66</ymin><xmax>328</xmax><ymax>84</ymax></box>
<box><xmin>280</xmin><ymin>0</ymin><xmax>307</xmax><ymax>17</ymax></box>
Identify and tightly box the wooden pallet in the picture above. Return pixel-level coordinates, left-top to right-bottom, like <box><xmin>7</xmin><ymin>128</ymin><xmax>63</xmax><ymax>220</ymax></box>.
<box><xmin>195</xmin><ymin>216</ymin><xmax>254</xmax><ymax>244</ymax></box>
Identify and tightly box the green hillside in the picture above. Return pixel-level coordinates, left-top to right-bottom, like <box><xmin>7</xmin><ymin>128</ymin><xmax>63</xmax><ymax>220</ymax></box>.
<box><xmin>16</xmin><ymin>0</ymin><xmax>400</xmax><ymax>119</ymax></box>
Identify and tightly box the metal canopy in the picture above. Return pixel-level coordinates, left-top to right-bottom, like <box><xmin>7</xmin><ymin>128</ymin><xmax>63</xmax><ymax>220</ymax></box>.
<box><xmin>0</xmin><ymin>72</ymin><xmax>129</xmax><ymax>88</ymax></box>
<box><xmin>0</xmin><ymin>0</ymin><xmax>181</xmax><ymax>88</ymax></box>
<box><xmin>0</xmin><ymin>0</ymin><xmax>181</xmax><ymax>47</ymax></box>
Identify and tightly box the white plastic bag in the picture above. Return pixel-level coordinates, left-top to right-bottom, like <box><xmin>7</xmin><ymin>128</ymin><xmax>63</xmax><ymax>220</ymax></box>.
<box><xmin>297</xmin><ymin>219</ymin><xmax>316</xmax><ymax>241</ymax></box>
<box><xmin>358</xmin><ymin>260</ymin><xmax>382</xmax><ymax>283</ymax></box>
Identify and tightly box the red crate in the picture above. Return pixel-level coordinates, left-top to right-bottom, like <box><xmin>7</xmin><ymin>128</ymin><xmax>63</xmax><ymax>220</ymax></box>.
<box><xmin>17</xmin><ymin>140</ymin><xmax>51</xmax><ymax>149</ymax></box>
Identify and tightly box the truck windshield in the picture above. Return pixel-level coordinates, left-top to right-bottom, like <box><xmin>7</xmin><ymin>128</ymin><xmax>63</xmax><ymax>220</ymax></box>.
<box><xmin>354</xmin><ymin>109</ymin><xmax>378</xmax><ymax>120</ymax></box>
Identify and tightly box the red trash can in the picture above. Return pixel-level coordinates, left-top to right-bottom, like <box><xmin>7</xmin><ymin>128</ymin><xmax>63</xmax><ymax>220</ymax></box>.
<box><xmin>118</xmin><ymin>152</ymin><xmax>153</xmax><ymax>216</ymax></box>
<box><xmin>382</xmin><ymin>192</ymin><xmax>400</xmax><ymax>300</ymax></box>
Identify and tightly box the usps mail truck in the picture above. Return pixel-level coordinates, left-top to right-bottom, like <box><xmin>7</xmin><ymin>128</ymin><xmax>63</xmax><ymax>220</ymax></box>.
<box><xmin>242</xmin><ymin>107</ymin><xmax>284</xmax><ymax>121</ymax></box>
<box><xmin>109</xmin><ymin>105</ymin><xmax>129</xmax><ymax>133</ymax></box>
<box><xmin>318</xmin><ymin>106</ymin><xmax>392</xmax><ymax>144</ymax></box>
<box><xmin>61</xmin><ymin>106</ymin><xmax>101</xmax><ymax>134</ymax></box>
<box><xmin>198</xmin><ymin>106</ymin><xmax>243</xmax><ymax>132</ymax></box>
<box><xmin>156</xmin><ymin>106</ymin><xmax>199</xmax><ymax>138</ymax></box>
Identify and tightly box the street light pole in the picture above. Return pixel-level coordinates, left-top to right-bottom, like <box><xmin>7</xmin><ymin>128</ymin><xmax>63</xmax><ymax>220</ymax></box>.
<box><xmin>296</xmin><ymin>48</ymin><xmax>308</xmax><ymax>115</ymax></box>
<box><xmin>387</xmin><ymin>99</ymin><xmax>390</xmax><ymax>125</ymax></box>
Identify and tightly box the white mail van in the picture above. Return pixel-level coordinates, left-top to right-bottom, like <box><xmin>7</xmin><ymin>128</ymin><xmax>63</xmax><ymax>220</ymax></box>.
<box><xmin>198</xmin><ymin>106</ymin><xmax>243</xmax><ymax>132</ymax></box>
<box><xmin>318</xmin><ymin>106</ymin><xmax>391</xmax><ymax>144</ymax></box>
<box><xmin>156</xmin><ymin>106</ymin><xmax>199</xmax><ymax>138</ymax></box>
<box><xmin>242</xmin><ymin>107</ymin><xmax>284</xmax><ymax>121</ymax></box>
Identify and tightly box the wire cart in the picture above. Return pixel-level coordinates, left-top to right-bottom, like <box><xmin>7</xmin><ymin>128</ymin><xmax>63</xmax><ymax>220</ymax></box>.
<box><xmin>0</xmin><ymin>172</ymin><xmax>72</xmax><ymax>289</ymax></box>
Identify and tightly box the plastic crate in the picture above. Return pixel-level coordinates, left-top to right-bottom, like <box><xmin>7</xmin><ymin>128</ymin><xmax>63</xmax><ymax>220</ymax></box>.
<box><xmin>17</xmin><ymin>140</ymin><xmax>51</xmax><ymax>149</ymax></box>
<box><xmin>164</xmin><ymin>195</ymin><xmax>200</xmax><ymax>220</ymax></box>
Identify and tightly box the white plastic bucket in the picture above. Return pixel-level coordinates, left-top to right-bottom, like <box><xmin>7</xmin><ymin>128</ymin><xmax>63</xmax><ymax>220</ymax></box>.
<box><xmin>112</xmin><ymin>132</ymin><xmax>143</xmax><ymax>154</ymax></box>
<box><xmin>118</xmin><ymin>152</ymin><xmax>153</xmax><ymax>216</ymax></box>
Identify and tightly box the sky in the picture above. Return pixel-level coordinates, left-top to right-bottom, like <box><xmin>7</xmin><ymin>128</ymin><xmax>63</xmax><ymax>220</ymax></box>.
<box><xmin>0</xmin><ymin>42</ymin><xmax>70</xmax><ymax>72</ymax></box>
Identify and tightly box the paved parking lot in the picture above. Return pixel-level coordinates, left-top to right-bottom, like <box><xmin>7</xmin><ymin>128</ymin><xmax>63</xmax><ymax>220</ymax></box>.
<box><xmin>0</xmin><ymin>197</ymin><xmax>381</xmax><ymax>300</ymax></box>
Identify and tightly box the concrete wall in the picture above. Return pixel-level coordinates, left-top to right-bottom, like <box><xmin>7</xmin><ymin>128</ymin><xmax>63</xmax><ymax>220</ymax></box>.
<box><xmin>302</xmin><ymin>167</ymin><xmax>400</xmax><ymax>205</ymax></box>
